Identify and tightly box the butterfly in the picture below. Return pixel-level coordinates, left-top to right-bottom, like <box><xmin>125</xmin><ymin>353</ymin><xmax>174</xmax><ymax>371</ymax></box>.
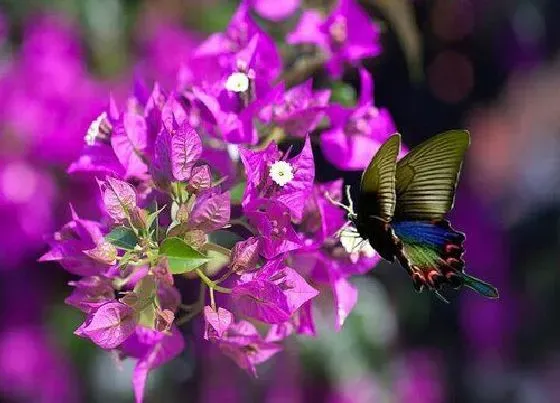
<box><xmin>336</xmin><ymin>130</ymin><xmax>498</xmax><ymax>302</ymax></box>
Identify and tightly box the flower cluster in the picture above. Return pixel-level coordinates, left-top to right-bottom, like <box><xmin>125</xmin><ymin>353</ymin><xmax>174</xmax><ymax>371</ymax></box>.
<box><xmin>42</xmin><ymin>1</ymin><xmax>395</xmax><ymax>401</ymax></box>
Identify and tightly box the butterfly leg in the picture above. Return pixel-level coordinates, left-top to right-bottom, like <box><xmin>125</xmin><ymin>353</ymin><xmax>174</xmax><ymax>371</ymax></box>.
<box><xmin>345</xmin><ymin>185</ymin><xmax>354</xmax><ymax>214</ymax></box>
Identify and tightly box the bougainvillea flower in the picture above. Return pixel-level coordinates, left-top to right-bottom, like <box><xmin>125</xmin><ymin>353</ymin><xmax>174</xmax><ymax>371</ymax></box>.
<box><xmin>198</xmin><ymin>36</ymin><xmax>280</xmax><ymax>145</ymax></box>
<box><xmin>288</xmin><ymin>0</ymin><xmax>381</xmax><ymax>77</ymax></box>
<box><xmin>246</xmin><ymin>199</ymin><xmax>303</xmax><ymax>258</ymax></box>
<box><xmin>0</xmin><ymin>14</ymin><xmax>106</xmax><ymax>163</ymax></box>
<box><xmin>193</xmin><ymin>1</ymin><xmax>281</xmax><ymax>83</ymax></box>
<box><xmin>216</xmin><ymin>320</ymin><xmax>282</xmax><ymax>376</ymax></box>
<box><xmin>232</xmin><ymin>278</ymin><xmax>292</xmax><ymax>323</ymax></box>
<box><xmin>65</xmin><ymin>276</ymin><xmax>116</xmax><ymax>313</ymax></box>
<box><xmin>188</xmin><ymin>191</ymin><xmax>231</xmax><ymax>232</ymax></box>
<box><xmin>40</xmin><ymin>207</ymin><xmax>113</xmax><ymax>276</ymax></box>
<box><xmin>99</xmin><ymin>177</ymin><xmax>139</xmax><ymax>222</ymax></box>
<box><xmin>204</xmin><ymin>306</ymin><xmax>234</xmax><ymax>340</ymax></box>
<box><xmin>321</xmin><ymin>69</ymin><xmax>398</xmax><ymax>170</ymax></box>
<box><xmin>0</xmin><ymin>161</ymin><xmax>56</xmax><ymax>269</ymax></box>
<box><xmin>120</xmin><ymin>326</ymin><xmax>185</xmax><ymax>403</ymax></box>
<box><xmin>229</xmin><ymin>237</ymin><xmax>261</xmax><ymax>274</ymax></box>
<box><xmin>240</xmin><ymin>136</ymin><xmax>314</xmax><ymax>221</ymax></box>
<box><xmin>0</xmin><ymin>327</ymin><xmax>78</xmax><ymax>403</ymax></box>
<box><xmin>233</xmin><ymin>258</ymin><xmax>318</xmax><ymax>324</ymax></box>
<box><xmin>74</xmin><ymin>301</ymin><xmax>137</xmax><ymax>349</ymax></box>
<box><xmin>260</xmin><ymin>80</ymin><xmax>331</xmax><ymax>137</ymax></box>
<box><xmin>299</xmin><ymin>179</ymin><xmax>346</xmax><ymax>245</ymax></box>
<box><xmin>250</xmin><ymin>0</ymin><xmax>301</xmax><ymax>21</ymax></box>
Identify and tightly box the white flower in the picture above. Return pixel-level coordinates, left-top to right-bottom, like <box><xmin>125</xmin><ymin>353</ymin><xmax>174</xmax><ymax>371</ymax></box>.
<box><xmin>85</xmin><ymin>112</ymin><xmax>107</xmax><ymax>146</ymax></box>
<box><xmin>340</xmin><ymin>227</ymin><xmax>375</xmax><ymax>263</ymax></box>
<box><xmin>225</xmin><ymin>72</ymin><xmax>249</xmax><ymax>93</ymax></box>
<box><xmin>269</xmin><ymin>161</ymin><xmax>294</xmax><ymax>186</ymax></box>
<box><xmin>227</xmin><ymin>144</ymin><xmax>240</xmax><ymax>162</ymax></box>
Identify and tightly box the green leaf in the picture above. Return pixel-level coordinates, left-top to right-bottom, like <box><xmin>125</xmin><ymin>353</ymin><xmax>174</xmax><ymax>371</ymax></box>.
<box><xmin>117</xmin><ymin>251</ymin><xmax>134</xmax><ymax>270</ymax></box>
<box><xmin>105</xmin><ymin>226</ymin><xmax>138</xmax><ymax>250</ymax></box>
<box><xmin>331</xmin><ymin>82</ymin><xmax>357</xmax><ymax>107</ymax></box>
<box><xmin>205</xmin><ymin>249</ymin><xmax>231</xmax><ymax>277</ymax></box>
<box><xmin>230</xmin><ymin>181</ymin><xmax>246</xmax><ymax>204</ymax></box>
<box><xmin>136</xmin><ymin>303</ymin><xmax>156</xmax><ymax>329</ymax></box>
<box><xmin>146</xmin><ymin>205</ymin><xmax>165</xmax><ymax>232</ymax></box>
<box><xmin>134</xmin><ymin>275</ymin><xmax>156</xmax><ymax>302</ymax></box>
<box><xmin>159</xmin><ymin>237</ymin><xmax>209</xmax><ymax>274</ymax></box>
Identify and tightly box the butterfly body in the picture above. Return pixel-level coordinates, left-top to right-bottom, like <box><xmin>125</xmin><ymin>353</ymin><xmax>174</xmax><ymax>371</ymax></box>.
<box><xmin>352</xmin><ymin>131</ymin><xmax>498</xmax><ymax>299</ymax></box>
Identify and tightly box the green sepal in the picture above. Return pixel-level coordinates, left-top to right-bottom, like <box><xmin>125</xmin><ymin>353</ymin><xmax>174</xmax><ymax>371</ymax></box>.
<box><xmin>159</xmin><ymin>237</ymin><xmax>209</xmax><ymax>274</ymax></box>
<box><xmin>330</xmin><ymin>81</ymin><xmax>357</xmax><ymax>107</ymax></box>
<box><xmin>136</xmin><ymin>303</ymin><xmax>156</xmax><ymax>329</ymax></box>
<box><xmin>146</xmin><ymin>204</ymin><xmax>166</xmax><ymax>238</ymax></box>
<box><xmin>105</xmin><ymin>226</ymin><xmax>138</xmax><ymax>250</ymax></box>
<box><xmin>230</xmin><ymin>181</ymin><xmax>246</xmax><ymax>204</ymax></box>
<box><xmin>131</xmin><ymin>275</ymin><xmax>157</xmax><ymax>329</ymax></box>
<box><xmin>133</xmin><ymin>275</ymin><xmax>156</xmax><ymax>302</ymax></box>
<box><xmin>117</xmin><ymin>251</ymin><xmax>135</xmax><ymax>270</ymax></box>
<box><xmin>204</xmin><ymin>248</ymin><xmax>230</xmax><ymax>277</ymax></box>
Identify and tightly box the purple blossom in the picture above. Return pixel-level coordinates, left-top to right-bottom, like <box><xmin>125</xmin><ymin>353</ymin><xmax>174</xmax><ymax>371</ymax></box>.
<box><xmin>321</xmin><ymin>68</ymin><xmax>398</xmax><ymax>170</ymax></box>
<box><xmin>229</xmin><ymin>237</ymin><xmax>261</xmax><ymax>273</ymax></box>
<box><xmin>0</xmin><ymin>327</ymin><xmax>78</xmax><ymax>403</ymax></box>
<box><xmin>120</xmin><ymin>326</ymin><xmax>185</xmax><ymax>403</ymax></box>
<box><xmin>99</xmin><ymin>177</ymin><xmax>138</xmax><ymax>222</ymax></box>
<box><xmin>250</xmin><ymin>0</ymin><xmax>301</xmax><ymax>21</ymax></box>
<box><xmin>299</xmin><ymin>179</ymin><xmax>346</xmax><ymax>245</ymax></box>
<box><xmin>65</xmin><ymin>276</ymin><xmax>115</xmax><ymax>313</ymax></box>
<box><xmin>170</xmin><ymin>122</ymin><xmax>203</xmax><ymax>181</ymax></box>
<box><xmin>233</xmin><ymin>258</ymin><xmax>318</xmax><ymax>324</ymax></box>
<box><xmin>232</xmin><ymin>278</ymin><xmax>292</xmax><ymax>324</ymax></box>
<box><xmin>40</xmin><ymin>207</ymin><xmax>112</xmax><ymax>276</ymax></box>
<box><xmin>288</xmin><ymin>0</ymin><xmax>382</xmax><ymax>77</ymax></box>
<box><xmin>74</xmin><ymin>301</ymin><xmax>137</xmax><ymax>349</ymax></box>
<box><xmin>0</xmin><ymin>14</ymin><xmax>106</xmax><ymax>163</ymax></box>
<box><xmin>260</xmin><ymin>80</ymin><xmax>331</xmax><ymax>137</ymax></box>
<box><xmin>216</xmin><ymin>320</ymin><xmax>282</xmax><ymax>376</ymax></box>
<box><xmin>204</xmin><ymin>306</ymin><xmax>234</xmax><ymax>340</ymax></box>
<box><xmin>188</xmin><ymin>191</ymin><xmax>231</xmax><ymax>232</ymax></box>
<box><xmin>240</xmin><ymin>136</ymin><xmax>315</xmax><ymax>221</ymax></box>
<box><xmin>246</xmin><ymin>199</ymin><xmax>303</xmax><ymax>259</ymax></box>
<box><xmin>197</xmin><ymin>35</ymin><xmax>279</xmax><ymax>145</ymax></box>
<box><xmin>193</xmin><ymin>1</ymin><xmax>281</xmax><ymax>83</ymax></box>
<box><xmin>187</xmin><ymin>165</ymin><xmax>212</xmax><ymax>193</ymax></box>
<box><xmin>111</xmin><ymin>106</ymin><xmax>149</xmax><ymax>178</ymax></box>
<box><xmin>0</xmin><ymin>161</ymin><xmax>55</xmax><ymax>269</ymax></box>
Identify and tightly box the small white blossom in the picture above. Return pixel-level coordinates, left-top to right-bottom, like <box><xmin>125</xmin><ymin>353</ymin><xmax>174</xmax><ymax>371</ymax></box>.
<box><xmin>269</xmin><ymin>161</ymin><xmax>294</xmax><ymax>187</ymax></box>
<box><xmin>227</xmin><ymin>144</ymin><xmax>240</xmax><ymax>162</ymax></box>
<box><xmin>225</xmin><ymin>72</ymin><xmax>250</xmax><ymax>93</ymax></box>
<box><xmin>85</xmin><ymin>112</ymin><xmax>107</xmax><ymax>146</ymax></box>
<box><xmin>340</xmin><ymin>227</ymin><xmax>375</xmax><ymax>263</ymax></box>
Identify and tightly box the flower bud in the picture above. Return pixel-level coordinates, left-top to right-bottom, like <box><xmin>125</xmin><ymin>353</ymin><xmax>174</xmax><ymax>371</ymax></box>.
<box><xmin>155</xmin><ymin>309</ymin><xmax>175</xmax><ymax>332</ymax></box>
<box><xmin>184</xmin><ymin>229</ymin><xmax>207</xmax><ymax>250</ymax></box>
<box><xmin>84</xmin><ymin>241</ymin><xmax>118</xmax><ymax>265</ymax></box>
<box><xmin>187</xmin><ymin>165</ymin><xmax>212</xmax><ymax>193</ymax></box>
<box><xmin>229</xmin><ymin>237</ymin><xmax>260</xmax><ymax>274</ymax></box>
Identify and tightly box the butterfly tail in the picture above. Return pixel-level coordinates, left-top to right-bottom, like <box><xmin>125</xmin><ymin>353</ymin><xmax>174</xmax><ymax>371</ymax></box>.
<box><xmin>459</xmin><ymin>273</ymin><xmax>499</xmax><ymax>299</ymax></box>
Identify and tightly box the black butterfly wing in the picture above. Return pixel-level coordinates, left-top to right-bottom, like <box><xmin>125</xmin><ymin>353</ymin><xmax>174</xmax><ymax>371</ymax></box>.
<box><xmin>394</xmin><ymin>130</ymin><xmax>470</xmax><ymax>221</ymax></box>
<box><xmin>359</xmin><ymin>134</ymin><xmax>401</xmax><ymax>221</ymax></box>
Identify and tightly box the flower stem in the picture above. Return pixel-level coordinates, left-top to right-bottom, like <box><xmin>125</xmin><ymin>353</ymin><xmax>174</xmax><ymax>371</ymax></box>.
<box><xmin>203</xmin><ymin>242</ymin><xmax>232</xmax><ymax>257</ymax></box>
<box><xmin>196</xmin><ymin>268</ymin><xmax>232</xmax><ymax>294</ymax></box>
